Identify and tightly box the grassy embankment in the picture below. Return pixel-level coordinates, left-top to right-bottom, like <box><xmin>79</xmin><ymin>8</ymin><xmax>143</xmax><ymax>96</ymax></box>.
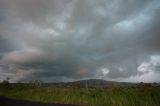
<box><xmin>0</xmin><ymin>84</ymin><xmax>160</xmax><ymax>106</ymax></box>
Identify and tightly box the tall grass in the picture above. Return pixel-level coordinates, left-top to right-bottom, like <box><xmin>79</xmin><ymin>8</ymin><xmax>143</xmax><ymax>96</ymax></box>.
<box><xmin>0</xmin><ymin>85</ymin><xmax>160</xmax><ymax>106</ymax></box>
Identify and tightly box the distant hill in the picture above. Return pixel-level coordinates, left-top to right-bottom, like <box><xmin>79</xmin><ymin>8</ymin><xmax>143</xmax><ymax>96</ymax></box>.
<box><xmin>2</xmin><ymin>79</ymin><xmax>159</xmax><ymax>88</ymax></box>
<box><xmin>44</xmin><ymin>79</ymin><xmax>139</xmax><ymax>88</ymax></box>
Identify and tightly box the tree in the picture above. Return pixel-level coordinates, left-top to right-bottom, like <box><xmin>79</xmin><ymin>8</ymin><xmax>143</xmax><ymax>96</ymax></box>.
<box><xmin>153</xmin><ymin>82</ymin><xmax>157</xmax><ymax>86</ymax></box>
<box><xmin>2</xmin><ymin>77</ymin><xmax>10</xmax><ymax>87</ymax></box>
<box><xmin>138</xmin><ymin>82</ymin><xmax>144</xmax><ymax>87</ymax></box>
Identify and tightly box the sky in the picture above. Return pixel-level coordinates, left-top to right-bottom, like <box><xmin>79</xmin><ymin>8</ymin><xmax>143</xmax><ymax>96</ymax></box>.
<box><xmin>0</xmin><ymin>0</ymin><xmax>160</xmax><ymax>83</ymax></box>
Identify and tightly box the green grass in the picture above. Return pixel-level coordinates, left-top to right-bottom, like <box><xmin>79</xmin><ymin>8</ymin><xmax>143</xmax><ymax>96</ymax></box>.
<box><xmin>0</xmin><ymin>85</ymin><xmax>160</xmax><ymax>106</ymax></box>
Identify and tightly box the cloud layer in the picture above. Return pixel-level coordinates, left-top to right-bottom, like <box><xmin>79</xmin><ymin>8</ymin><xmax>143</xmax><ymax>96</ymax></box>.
<box><xmin>0</xmin><ymin>0</ymin><xmax>160</xmax><ymax>82</ymax></box>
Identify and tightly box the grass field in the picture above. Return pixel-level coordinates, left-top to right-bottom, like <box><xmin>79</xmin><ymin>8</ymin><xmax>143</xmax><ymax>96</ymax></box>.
<box><xmin>0</xmin><ymin>84</ymin><xmax>160</xmax><ymax>106</ymax></box>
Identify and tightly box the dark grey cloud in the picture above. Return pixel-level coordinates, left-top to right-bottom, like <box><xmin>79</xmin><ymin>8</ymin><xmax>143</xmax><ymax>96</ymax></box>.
<box><xmin>0</xmin><ymin>0</ymin><xmax>160</xmax><ymax>82</ymax></box>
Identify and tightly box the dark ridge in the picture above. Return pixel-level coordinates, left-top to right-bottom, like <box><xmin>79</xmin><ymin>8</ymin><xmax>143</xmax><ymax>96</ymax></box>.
<box><xmin>43</xmin><ymin>79</ymin><xmax>140</xmax><ymax>88</ymax></box>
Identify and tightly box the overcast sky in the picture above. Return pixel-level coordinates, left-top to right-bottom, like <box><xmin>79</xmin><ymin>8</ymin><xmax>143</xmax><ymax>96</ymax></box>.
<box><xmin>0</xmin><ymin>0</ymin><xmax>160</xmax><ymax>83</ymax></box>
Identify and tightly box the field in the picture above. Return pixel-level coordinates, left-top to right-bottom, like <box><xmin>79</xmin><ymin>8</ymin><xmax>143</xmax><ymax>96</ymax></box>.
<box><xmin>0</xmin><ymin>84</ymin><xmax>160</xmax><ymax>106</ymax></box>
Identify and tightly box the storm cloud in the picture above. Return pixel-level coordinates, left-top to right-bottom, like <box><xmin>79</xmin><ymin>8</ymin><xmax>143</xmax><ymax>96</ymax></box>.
<box><xmin>0</xmin><ymin>0</ymin><xmax>160</xmax><ymax>82</ymax></box>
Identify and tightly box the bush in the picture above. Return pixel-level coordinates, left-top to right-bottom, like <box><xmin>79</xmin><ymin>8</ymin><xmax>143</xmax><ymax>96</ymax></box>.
<box><xmin>34</xmin><ymin>80</ymin><xmax>43</xmax><ymax>88</ymax></box>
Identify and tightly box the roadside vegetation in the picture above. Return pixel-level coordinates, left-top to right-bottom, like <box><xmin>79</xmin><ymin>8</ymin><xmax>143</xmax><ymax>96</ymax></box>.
<box><xmin>0</xmin><ymin>80</ymin><xmax>160</xmax><ymax>106</ymax></box>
